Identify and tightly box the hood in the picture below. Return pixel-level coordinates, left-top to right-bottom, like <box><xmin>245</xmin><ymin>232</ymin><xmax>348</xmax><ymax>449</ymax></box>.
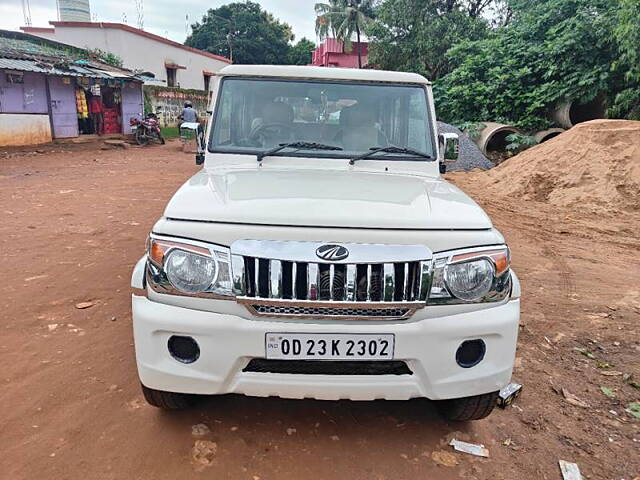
<box><xmin>163</xmin><ymin>167</ymin><xmax>493</xmax><ymax>230</ymax></box>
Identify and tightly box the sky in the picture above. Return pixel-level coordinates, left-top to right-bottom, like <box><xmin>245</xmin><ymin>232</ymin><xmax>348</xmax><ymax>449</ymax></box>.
<box><xmin>0</xmin><ymin>0</ymin><xmax>319</xmax><ymax>44</ymax></box>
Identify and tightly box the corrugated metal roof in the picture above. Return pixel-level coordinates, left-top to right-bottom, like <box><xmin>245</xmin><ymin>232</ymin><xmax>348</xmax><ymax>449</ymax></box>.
<box><xmin>0</xmin><ymin>57</ymin><xmax>141</xmax><ymax>81</ymax></box>
<box><xmin>0</xmin><ymin>58</ymin><xmax>52</xmax><ymax>73</ymax></box>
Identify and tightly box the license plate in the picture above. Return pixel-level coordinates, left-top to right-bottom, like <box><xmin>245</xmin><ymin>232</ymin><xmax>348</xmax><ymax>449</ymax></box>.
<box><xmin>265</xmin><ymin>333</ymin><xmax>394</xmax><ymax>360</ymax></box>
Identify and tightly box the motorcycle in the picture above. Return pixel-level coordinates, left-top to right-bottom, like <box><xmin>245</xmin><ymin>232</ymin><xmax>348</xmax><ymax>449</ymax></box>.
<box><xmin>130</xmin><ymin>113</ymin><xmax>165</xmax><ymax>146</ymax></box>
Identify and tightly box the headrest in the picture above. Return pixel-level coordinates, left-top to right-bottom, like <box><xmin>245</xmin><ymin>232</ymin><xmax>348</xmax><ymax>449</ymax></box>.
<box><xmin>262</xmin><ymin>101</ymin><xmax>294</xmax><ymax>124</ymax></box>
<box><xmin>340</xmin><ymin>103</ymin><xmax>376</xmax><ymax>127</ymax></box>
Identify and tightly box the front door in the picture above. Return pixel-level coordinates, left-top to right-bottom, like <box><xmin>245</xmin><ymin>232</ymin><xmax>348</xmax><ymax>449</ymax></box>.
<box><xmin>47</xmin><ymin>76</ymin><xmax>78</xmax><ymax>138</ymax></box>
<box><xmin>121</xmin><ymin>82</ymin><xmax>143</xmax><ymax>134</ymax></box>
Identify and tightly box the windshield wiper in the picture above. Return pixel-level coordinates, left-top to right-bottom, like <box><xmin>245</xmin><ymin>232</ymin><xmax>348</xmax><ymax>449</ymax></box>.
<box><xmin>349</xmin><ymin>146</ymin><xmax>435</xmax><ymax>165</ymax></box>
<box><xmin>256</xmin><ymin>141</ymin><xmax>343</xmax><ymax>163</ymax></box>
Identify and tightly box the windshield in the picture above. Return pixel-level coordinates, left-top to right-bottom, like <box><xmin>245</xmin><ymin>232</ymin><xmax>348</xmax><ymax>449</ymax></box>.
<box><xmin>209</xmin><ymin>78</ymin><xmax>434</xmax><ymax>159</ymax></box>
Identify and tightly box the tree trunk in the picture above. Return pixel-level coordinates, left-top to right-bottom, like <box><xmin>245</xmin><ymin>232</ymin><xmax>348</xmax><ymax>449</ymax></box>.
<box><xmin>356</xmin><ymin>23</ymin><xmax>362</xmax><ymax>69</ymax></box>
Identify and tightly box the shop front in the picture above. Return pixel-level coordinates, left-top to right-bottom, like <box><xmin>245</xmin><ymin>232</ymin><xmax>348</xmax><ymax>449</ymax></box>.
<box><xmin>0</xmin><ymin>29</ymin><xmax>144</xmax><ymax>146</ymax></box>
<box><xmin>45</xmin><ymin>75</ymin><xmax>143</xmax><ymax>139</ymax></box>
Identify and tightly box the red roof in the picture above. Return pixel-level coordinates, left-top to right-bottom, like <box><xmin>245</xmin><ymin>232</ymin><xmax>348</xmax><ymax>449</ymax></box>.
<box><xmin>44</xmin><ymin>21</ymin><xmax>231</xmax><ymax>64</ymax></box>
<box><xmin>20</xmin><ymin>27</ymin><xmax>55</xmax><ymax>33</ymax></box>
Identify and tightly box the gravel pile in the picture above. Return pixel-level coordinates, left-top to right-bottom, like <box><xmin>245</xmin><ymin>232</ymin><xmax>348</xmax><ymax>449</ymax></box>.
<box><xmin>437</xmin><ymin>121</ymin><xmax>493</xmax><ymax>171</ymax></box>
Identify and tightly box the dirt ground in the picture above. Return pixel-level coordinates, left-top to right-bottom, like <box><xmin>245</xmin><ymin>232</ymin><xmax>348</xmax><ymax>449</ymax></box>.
<box><xmin>1</xmin><ymin>140</ymin><xmax>638</xmax><ymax>480</ymax></box>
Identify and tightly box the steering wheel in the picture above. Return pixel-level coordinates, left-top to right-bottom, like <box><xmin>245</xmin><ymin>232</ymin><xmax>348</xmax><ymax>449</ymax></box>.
<box><xmin>248</xmin><ymin>122</ymin><xmax>296</xmax><ymax>147</ymax></box>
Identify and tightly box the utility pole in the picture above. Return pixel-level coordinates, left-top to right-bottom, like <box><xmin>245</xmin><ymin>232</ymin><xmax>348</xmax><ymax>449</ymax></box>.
<box><xmin>226</xmin><ymin>33</ymin><xmax>234</xmax><ymax>63</ymax></box>
<box><xmin>22</xmin><ymin>0</ymin><xmax>32</xmax><ymax>26</ymax></box>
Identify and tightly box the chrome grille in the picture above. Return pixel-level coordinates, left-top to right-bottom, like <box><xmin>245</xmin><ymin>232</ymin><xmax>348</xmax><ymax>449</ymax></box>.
<box><xmin>230</xmin><ymin>240</ymin><xmax>433</xmax><ymax>319</ymax></box>
<box><xmin>236</xmin><ymin>257</ymin><xmax>427</xmax><ymax>302</ymax></box>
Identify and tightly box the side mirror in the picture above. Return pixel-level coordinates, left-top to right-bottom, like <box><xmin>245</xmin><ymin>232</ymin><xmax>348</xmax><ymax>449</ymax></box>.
<box><xmin>195</xmin><ymin>153</ymin><xmax>204</xmax><ymax>165</ymax></box>
<box><xmin>438</xmin><ymin>132</ymin><xmax>459</xmax><ymax>164</ymax></box>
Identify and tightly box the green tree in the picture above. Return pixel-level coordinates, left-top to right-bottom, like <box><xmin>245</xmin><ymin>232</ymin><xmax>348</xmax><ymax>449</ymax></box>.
<box><xmin>367</xmin><ymin>0</ymin><xmax>490</xmax><ymax>80</ymax></box>
<box><xmin>315</xmin><ymin>0</ymin><xmax>375</xmax><ymax>68</ymax></box>
<box><xmin>185</xmin><ymin>1</ymin><xmax>293</xmax><ymax>64</ymax></box>
<box><xmin>436</xmin><ymin>0</ymin><xmax>621</xmax><ymax>129</ymax></box>
<box><xmin>609</xmin><ymin>0</ymin><xmax>640</xmax><ymax>119</ymax></box>
<box><xmin>287</xmin><ymin>38</ymin><xmax>316</xmax><ymax>65</ymax></box>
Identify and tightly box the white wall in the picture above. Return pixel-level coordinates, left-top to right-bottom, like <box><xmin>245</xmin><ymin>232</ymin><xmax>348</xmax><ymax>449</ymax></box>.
<box><xmin>32</xmin><ymin>26</ymin><xmax>228</xmax><ymax>91</ymax></box>
<box><xmin>0</xmin><ymin>114</ymin><xmax>52</xmax><ymax>146</ymax></box>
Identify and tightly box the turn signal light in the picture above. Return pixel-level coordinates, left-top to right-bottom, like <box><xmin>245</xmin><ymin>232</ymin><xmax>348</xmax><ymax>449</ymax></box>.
<box><xmin>148</xmin><ymin>237</ymin><xmax>210</xmax><ymax>266</ymax></box>
<box><xmin>451</xmin><ymin>248</ymin><xmax>510</xmax><ymax>276</ymax></box>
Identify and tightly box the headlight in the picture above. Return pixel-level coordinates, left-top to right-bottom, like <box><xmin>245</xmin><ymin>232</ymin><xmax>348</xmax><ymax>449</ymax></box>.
<box><xmin>429</xmin><ymin>246</ymin><xmax>511</xmax><ymax>304</ymax></box>
<box><xmin>165</xmin><ymin>249</ymin><xmax>216</xmax><ymax>293</ymax></box>
<box><xmin>445</xmin><ymin>258</ymin><xmax>494</xmax><ymax>301</ymax></box>
<box><xmin>146</xmin><ymin>235</ymin><xmax>233</xmax><ymax>297</ymax></box>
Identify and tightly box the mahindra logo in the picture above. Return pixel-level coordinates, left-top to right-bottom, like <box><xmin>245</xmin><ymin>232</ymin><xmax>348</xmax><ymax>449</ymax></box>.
<box><xmin>316</xmin><ymin>244</ymin><xmax>349</xmax><ymax>261</ymax></box>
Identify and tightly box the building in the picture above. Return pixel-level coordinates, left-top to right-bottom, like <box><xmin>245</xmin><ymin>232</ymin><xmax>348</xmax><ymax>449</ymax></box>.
<box><xmin>58</xmin><ymin>0</ymin><xmax>91</xmax><ymax>22</ymax></box>
<box><xmin>0</xmin><ymin>29</ymin><xmax>144</xmax><ymax>146</ymax></box>
<box><xmin>22</xmin><ymin>22</ymin><xmax>231</xmax><ymax>91</ymax></box>
<box><xmin>311</xmin><ymin>38</ymin><xmax>369</xmax><ymax>68</ymax></box>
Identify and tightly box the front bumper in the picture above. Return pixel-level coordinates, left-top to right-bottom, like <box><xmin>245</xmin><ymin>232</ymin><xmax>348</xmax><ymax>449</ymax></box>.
<box><xmin>132</xmin><ymin>293</ymin><xmax>519</xmax><ymax>401</ymax></box>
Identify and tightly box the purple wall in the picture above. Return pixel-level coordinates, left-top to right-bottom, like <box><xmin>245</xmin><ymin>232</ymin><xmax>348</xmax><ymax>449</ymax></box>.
<box><xmin>46</xmin><ymin>76</ymin><xmax>78</xmax><ymax>138</ymax></box>
<box><xmin>0</xmin><ymin>72</ymin><xmax>49</xmax><ymax>113</ymax></box>
<box><xmin>121</xmin><ymin>82</ymin><xmax>143</xmax><ymax>134</ymax></box>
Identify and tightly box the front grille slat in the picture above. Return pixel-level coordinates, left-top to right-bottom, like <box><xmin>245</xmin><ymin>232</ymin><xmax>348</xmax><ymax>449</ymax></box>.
<box><xmin>329</xmin><ymin>264</ymin><xmax>335</xmax><ymax>300</ymax></box>
<box><xmin>291</xmin><ymin>262</ymin><xmax>297</xmax><ymax>299</ymax></box>
<box><xmin>269</xmin><ymin>260</ymin><xmax>282</xmax><ymax>299</ymax></box>
<box><xmin>383</xmin><ymin>263</ymin><xmax>395</xmax><ymax>302</ymax></box>
<box><xmin>403</xmin><ymin>262</ymin><xmax>410</xmax><ymax>300</ymax></box>
<box><xmin>307</xmin><ymin>263</ymin><xmax>319</xmax><ymax>301</ymax></box>
<box><xmin>346</xmin><ymin>264</ymin><xmax>356</xmax><ymax>301</ymax></box>
<box><xmin>418</xmin><ymin>260</ymin><xmax>431</xmax><ymax>301</ymax></box>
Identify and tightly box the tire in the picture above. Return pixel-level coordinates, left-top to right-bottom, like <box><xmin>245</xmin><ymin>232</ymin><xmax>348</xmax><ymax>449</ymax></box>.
<box><xmin>140</xmin><ymin>383</ymin><xmax>196</xmax><ymax>410</ymax></box>
<box><xmin>134</xmin><ymin>128</ymin><xmax>147</xmax><ymax>145</ymax></box>
<box><xmin>437</xmin><ymin>391</ymin><xmax>499</xmax><ymax>421</ymax></box>
<box><xmin>158</xmin><ymin>135</ymin><xmax>165</xmax><ymax>145</ymax></box>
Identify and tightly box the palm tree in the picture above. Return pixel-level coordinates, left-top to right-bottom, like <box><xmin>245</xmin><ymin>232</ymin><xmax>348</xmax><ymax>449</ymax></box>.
<box><xmin>315</xmin><ymin>0</ymin><xmax>374</xmax><ymax>68</ymax></box>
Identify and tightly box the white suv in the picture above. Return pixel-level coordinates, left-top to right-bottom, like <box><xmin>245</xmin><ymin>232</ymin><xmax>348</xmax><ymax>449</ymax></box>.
<box><xmin>131</xmin><ymin>65</ymin><xmax>520</xmax><ymax>421</ymax></box>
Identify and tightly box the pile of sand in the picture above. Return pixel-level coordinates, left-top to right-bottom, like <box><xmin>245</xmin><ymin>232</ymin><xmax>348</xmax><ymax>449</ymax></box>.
<box><xmin>478</xmin><ymin>120</ymin><xmax>640</xmax><ymax>212</ymax></box>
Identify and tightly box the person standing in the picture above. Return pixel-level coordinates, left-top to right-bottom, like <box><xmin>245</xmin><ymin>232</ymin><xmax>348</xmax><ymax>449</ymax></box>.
<box><xmin>89</xmin><ymin>94</ymin><xmax>104</xmax><ymax>135</ymax></box>
<box><xmin>179</xmin><ymin>101</ymin><xmax>199</xmax><ymax>123</ymax></box>
<box><xmin>179</xmin><ymin>101</ymin><xmax>204</xmax><ymax>150</ymax></box>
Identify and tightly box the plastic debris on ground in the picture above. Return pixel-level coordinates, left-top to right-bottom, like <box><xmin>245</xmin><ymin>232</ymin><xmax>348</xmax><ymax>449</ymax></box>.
<box><xmin>449</xmin><ymin>439</ymin><xmax>489</xmax><ymax>458</ymax></box>
<box><xmin>498</xmin><ymin>382</ymin><xmax>522</xmax><ymax>408</ymax></box>
<box><xmin>559</xmin><ymin>460</ymin><xmax>583</xmax><ymax>480</ymax></box>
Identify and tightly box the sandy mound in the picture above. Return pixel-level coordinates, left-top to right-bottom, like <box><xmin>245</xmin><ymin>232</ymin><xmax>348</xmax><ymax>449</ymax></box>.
<box><xmin>477</xmin><ymin>120</ymin><xmax>640</xmax><ymax>212</ymax></box>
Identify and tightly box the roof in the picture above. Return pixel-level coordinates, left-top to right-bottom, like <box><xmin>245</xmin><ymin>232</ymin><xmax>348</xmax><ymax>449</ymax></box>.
<box><xmin>38</xmin><ymin>22</ymin><xmax>232</xmax><ymax>64</ymax></box>
<box><xmin>0</xmin><ymin>29</ymin><xmax>143</xmax><ymax>81</ymax></box>
<box><xmin>218</xmin><ymin>65</ymin><xmax>430</xmax><ymax>85</ymax></box>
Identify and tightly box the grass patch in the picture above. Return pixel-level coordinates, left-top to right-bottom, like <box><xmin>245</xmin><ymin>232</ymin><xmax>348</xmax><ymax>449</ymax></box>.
<box><xmin>160</xmin><ymin>127</ymin><xmax>180</xmax><ymax>138</ymax></box>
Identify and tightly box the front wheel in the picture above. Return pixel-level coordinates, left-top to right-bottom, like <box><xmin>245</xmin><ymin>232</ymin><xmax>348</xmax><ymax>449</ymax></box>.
<box><xmin>134</xmin><ymin>128</ymin><xmax>147</xmax><ymax>145</ymax></box>
<box><xmin>436</xmin><ymin>391</ymin><xmax>498</xmax><ymax>421</ymax></box>
<box><xmin>140</xmin><ymin>383</ymin><xmax>196</xmax><ymax>410</ymax></box>
<box><xmin>152</xmin><ymin>129</ymin><xmax>165</xmax><ymax>145</ymax></box>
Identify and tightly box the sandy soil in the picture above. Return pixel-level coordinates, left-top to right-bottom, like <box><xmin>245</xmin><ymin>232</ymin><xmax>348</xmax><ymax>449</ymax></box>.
<box><xmin>1</xmin><ymin>139</ymin><xmax>638</xmax><ymax>480</ymax></box>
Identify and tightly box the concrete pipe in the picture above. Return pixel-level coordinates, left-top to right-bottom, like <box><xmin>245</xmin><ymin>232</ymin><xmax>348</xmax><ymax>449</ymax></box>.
<box><xmin>475</xmin><ymin>122</ymin><xmax>520</xmax><ymax>155</ymax></box>
<box><xmin>534</xmin><ymin>128</ymin><xmax>565</xmax><ymax>143</ymax></box>
<box><xmin>552</xmin><ymin>94</ymin><xmax>606</xmax><ymax>129</ymax></box>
